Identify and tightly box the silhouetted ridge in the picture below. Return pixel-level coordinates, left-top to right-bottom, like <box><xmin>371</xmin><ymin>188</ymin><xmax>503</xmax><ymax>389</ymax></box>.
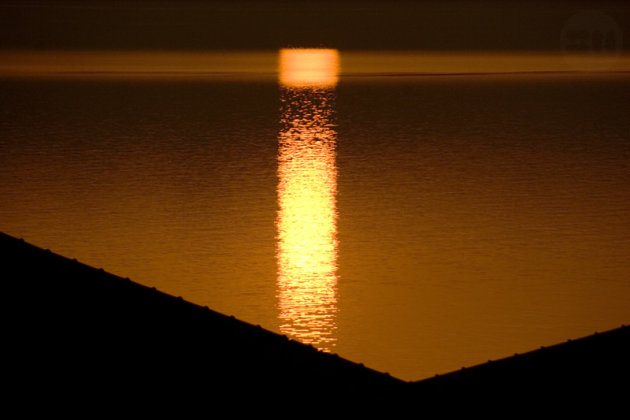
<box><xmin>2</xmin><ymin>232</ymin><xmax>403</xmax><ymax>399</ymax></box>
<box><xmin>3</xmin><ymin>231</ymin><xmax>628</xmax><ymax>403</ymax></box>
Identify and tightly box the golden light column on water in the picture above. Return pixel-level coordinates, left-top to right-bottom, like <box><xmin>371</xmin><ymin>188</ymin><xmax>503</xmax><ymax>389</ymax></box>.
<box><xmin>276</xmin><ymin>49</ymin><xmax>340</xmax><ymax>351</ymax></box>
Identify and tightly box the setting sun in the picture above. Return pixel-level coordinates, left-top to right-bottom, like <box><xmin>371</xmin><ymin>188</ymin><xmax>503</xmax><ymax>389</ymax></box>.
<box><xmin>279</xmin><ymin>48</ymin><xmax>339</xmax><ymax>88</ymax></box>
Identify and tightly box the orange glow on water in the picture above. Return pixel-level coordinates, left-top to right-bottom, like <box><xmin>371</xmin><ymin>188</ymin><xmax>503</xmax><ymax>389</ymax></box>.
<box><xmin>276</xmin><ymin>52</ymin><xmax>338</xmax><ymax>350</ymax></box>
<box><xmin>279</xmin><ymin>48</ymin><xmax>339</xmax><ymax>88</ymax></box>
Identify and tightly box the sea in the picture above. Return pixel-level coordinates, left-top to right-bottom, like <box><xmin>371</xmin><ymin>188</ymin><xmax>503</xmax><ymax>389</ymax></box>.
<box><xmin>1</xmin><ymin>50</ymin><xmax>629</xmax><ymax>380</ymax></box>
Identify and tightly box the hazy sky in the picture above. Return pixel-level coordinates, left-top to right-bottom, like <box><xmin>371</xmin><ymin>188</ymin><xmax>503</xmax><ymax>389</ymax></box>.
<box><xmin>0</xmin><ymin>1</ymin><xmax>628</xmax><ymax>51</ymax></box>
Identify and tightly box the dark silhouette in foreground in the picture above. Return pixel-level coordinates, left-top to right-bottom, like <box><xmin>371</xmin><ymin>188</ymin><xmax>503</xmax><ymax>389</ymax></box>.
<box><xmin>3</xmin><ymin>232</ymin><xmax>628</xmax><ymax>403</ymax></box>
<box><xmin>4</xmin><ymin>232</ymin><xmax>402</xmax><ymax>400</ymax></box>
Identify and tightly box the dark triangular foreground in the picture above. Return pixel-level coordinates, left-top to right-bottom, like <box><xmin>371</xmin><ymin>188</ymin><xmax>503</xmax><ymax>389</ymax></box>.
<box><xmin>412</xmin><ymin>324</ymin><xmax>629</xmax><ymax>403</ymax></box>
<box><xmin>2</xmin><ymin>232</ymin><xmax>403</xmax><ymax>401</ymax></box>
<box><xmin>3</xmin><ymin>231</ymin><xmax>628</xmax><ymax>404</ymax></box>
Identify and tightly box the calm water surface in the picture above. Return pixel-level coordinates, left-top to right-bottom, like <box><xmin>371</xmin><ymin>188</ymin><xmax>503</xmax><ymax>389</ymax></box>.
<box><xmin>2</xmin><ymin>52</ymin><xmax>630</xmax><ymax>380</ymax></box>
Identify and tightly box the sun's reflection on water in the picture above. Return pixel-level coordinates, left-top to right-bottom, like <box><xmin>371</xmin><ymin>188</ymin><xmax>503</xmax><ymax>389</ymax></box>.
<box><xmin>276</xmin><ymin>49</ymin><xmax>339</xmax><ymax>351</ymax></box>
